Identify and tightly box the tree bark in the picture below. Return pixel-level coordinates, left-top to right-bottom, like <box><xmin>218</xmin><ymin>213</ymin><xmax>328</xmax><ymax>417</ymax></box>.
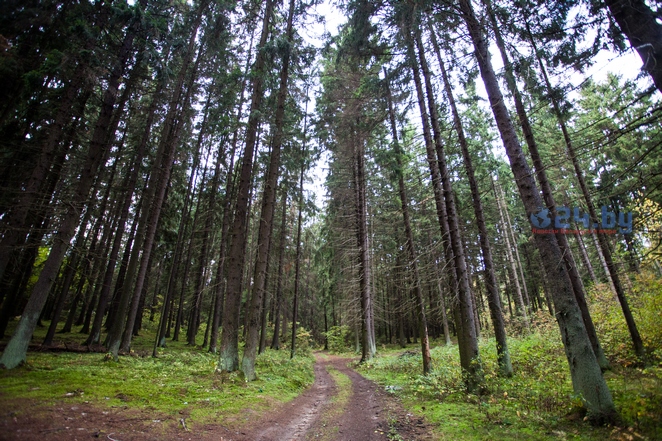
<box><xmin>0</xmin><ymin>12</ymin><xmax>139</xmax><ymax>368</ymax></box>
<box><xmin>207</xmin><ymin>75</ymin><xmax>251</xmax><ymax>352</ymax></box>
<box><xmin>0</xmin><ymin>61</ymin><xmax>92</xmax><ymax>283</ymax></box>
<box><xmin>487</xmin><ymin>4</ymin><xmax>609</xmax><ymax>368</ymax></box>
<box><xmin>457</xmin><ymin>0</ymin><xmax>616</xmax><ymax>422</ymax></box>
<box><xmin>575</xmin><ymin>229</ymin><xmax>598</xmax><ymax>286</ymax></box>
<box><xmin>528</xmin><ymin>28</ymin><xmax>645</xmax><ymax>361</ymax></box>
<box><xmin>242</xmin><ymin>0</ymin><xmax>296</xmax><ymax>379</ymax></box>
<box><xmin>604</xmin><ymin>0</ymin><xmax>662</xmax><ymax>93</ymax></box>
<box><xmin>271</xmin><ymin>190</ymin><xmax>289</xmax><ymax>350</ymax></box>
<box><xmin>494</xmin><ymin>179</ymin><xmax>529</xmax><ymax>326</ymax></box>
<box><xmin>428</xmin><ymin>29</ymin><xmax>512</xmax><ymax>376</ymax></box>
<box><xmin>384</xmin><ymin>69</ymin><xmax>431</xmax><ymax>374</ymax></box>
<box><xmin>411</xmin><ymin>20</ymin><xmax>482</xmax><ymax>389</ymax></box>
<box><xmin>218</xmin><ymin>0</ymin><xmax>274</xmax><ymax>372</ymax></box>
<box><xmin>291</xmin><ymin>157</ymin><xmax>305</xmax><ymax>359</ymax></box>
<box><xmin>187</xmin><ymin>98</ymin><xmax>217</xmax><ymax>347</ymax></box>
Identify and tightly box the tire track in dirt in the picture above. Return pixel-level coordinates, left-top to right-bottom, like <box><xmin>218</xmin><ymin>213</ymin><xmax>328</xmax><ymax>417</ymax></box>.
<box><xmin>234</xmin><ymin>352</ymin><xmax>434</xmax><ymax>441</ymax></box>
<box><xmin>246</xmin><ymin>354</ymin><xmax>336</xmax><ymax>440</ymax></box>
<box><xmin>327</xmin><ymin>357</ymin><xmax>389</xmax><ymax>440</ymax></box>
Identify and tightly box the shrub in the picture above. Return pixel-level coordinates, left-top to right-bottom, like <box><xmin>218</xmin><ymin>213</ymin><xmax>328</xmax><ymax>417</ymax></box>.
<box><xmin>324</xmin><ymin>325</ymin><xmax>352</xmax><ymax>353</ymax></box>
<box><xmin>293</xmin><ymin>326</ymin><xmax>313</xmax><ymax>356</ymax></box>
<box><xmin>589</xmin><ymin>268</ymin><xmax>662</xmax><ymax>365</ymax></box>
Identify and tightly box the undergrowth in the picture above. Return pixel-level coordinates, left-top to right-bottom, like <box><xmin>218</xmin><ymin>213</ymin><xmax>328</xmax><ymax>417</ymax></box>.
<box><xmin>358</xmin><ymin>270</ymin><xmax>662</xmax><ymax>440</ymax></box>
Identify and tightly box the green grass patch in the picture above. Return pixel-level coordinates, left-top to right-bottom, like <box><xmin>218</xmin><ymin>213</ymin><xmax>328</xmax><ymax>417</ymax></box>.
<box><xmin>307</xmin><ymin>365</ymin><xmax>352</xmax><ymax>441</ymax></box>
<box><xmin>0</xmin><ymin>318</ymin><xmax>315</xmax><ymax>430</ymax></box>
<box><xmin>327</xmin><ymin>365</ymin><xmax>352</xmax><ymax>412</ymax></box>
<box><xmin>358</xmin><ymin>328</ymin><xmax>662</xmax><ymax>440</ymax></box>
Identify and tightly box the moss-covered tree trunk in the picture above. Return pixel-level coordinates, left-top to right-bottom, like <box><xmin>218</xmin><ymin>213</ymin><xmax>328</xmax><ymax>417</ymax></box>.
<box><xmin>528</xmin><ymin>30</ymin><xmax>645</xmax><ymax>361</ymax></box>
<box><xmin>486</xmin><ymin>3</ymin><xmax>609</xmax><ymax>369</ymax></box>
<box><xmin>458</xmin><ymin>0</ymin><xmax>617</xmax><ymax>422</ymax></box>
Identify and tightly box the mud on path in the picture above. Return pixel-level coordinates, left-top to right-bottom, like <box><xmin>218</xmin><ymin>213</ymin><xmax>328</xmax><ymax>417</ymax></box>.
<box><xmin>0</xmin><ymin>353</ymin><xmax>434</xmax><ymax>440</ymax></box>
<box><xmin>232</xmin><ymin>352</ymin><xmax>434</xmax><ymax>441</ymax></box>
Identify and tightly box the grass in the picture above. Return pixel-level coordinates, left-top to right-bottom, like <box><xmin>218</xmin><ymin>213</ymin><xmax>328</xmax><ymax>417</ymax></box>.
<box><xmin>354</xmin><ymin>270</ymin><xmax>662</xmax><ymax>440</ymax></box>
<box><xmin>358</xmin><ymin>331</ymin><xmax>662</xmax><ymax>440</ymax></box>
<box><xmin>2</xmin><ymin>270</ymin><xmax>660</xmax><ymax>439</ymax></box>
<box><xmin>0</xmin><ymin>317</ymin><xmax>315</xmax><ymax>431</ymax></box>
<box><xmin>327</xmin><ymin>366</ymin><xmax>352</xmax><ymax>412</ymax></box>
<box><xmin>308</xmin><ymin>364</ymin><xmax>353</xmax><ymax>441</ymax></box>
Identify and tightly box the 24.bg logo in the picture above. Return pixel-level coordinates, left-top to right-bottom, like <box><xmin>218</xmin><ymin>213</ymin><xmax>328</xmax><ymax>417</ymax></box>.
<box><xmin>529</xmin><ymin>206</ymin><xmax>632</xmax><ymax>234</ymax></box>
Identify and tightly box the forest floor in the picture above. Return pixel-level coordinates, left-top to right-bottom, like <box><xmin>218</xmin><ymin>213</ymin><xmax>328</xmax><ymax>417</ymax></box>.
<box><xmin>0</xmin><ymin>351</ymin><xmax>434</xmax><ymax>441</ymax></box>
<box><xmin>3</xmin><ymin>272</ymin><xmax>662</xmax><ymax>441</ymax></box>
<box><xmin>229</xmin><ymin>353</ymin><xmax>435</xmax><ymax>441</ymax></box>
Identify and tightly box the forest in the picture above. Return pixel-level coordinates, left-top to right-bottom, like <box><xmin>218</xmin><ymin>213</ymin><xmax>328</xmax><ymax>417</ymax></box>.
<box><xmin>0</xmin><ymin>0</ymin><xmax>661</xmax><ymax>439</ymax></box>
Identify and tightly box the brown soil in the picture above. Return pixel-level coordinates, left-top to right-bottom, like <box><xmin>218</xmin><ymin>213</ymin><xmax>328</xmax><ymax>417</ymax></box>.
<box><xmin>0</xmin><ymin>352</ymin><xmax>434</xmax><ymax>440</ymax></box>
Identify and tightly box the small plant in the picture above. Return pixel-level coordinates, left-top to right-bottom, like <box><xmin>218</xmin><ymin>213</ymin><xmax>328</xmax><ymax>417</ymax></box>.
<box><xmin>324</xmin><ymin>325</ymin><xmax>352</xmax><ymax>353</ymax></box>
<box><xmin>386</xmin><ymin>413</ymin><xmax>405</xmax><ymax>441</ymax></box>
<box><xmin>294</xmin><ymin>326</ymin><xmax>313</xmax><ymax>356</ymax></box>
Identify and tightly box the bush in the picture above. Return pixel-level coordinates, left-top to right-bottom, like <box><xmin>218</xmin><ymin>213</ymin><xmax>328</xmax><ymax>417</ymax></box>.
<box><xmin>324</xmin><ymin>325</ymin><xmax>352</xmax><ymax>353</ymax></box>
<box><xmin>292</xmin><ymin>326</ymin><xmax>313</xmax><ymax>356</ymax></box>
<box><xmin>589</xmin><ymin>268</ymin><xmax>662</xmax><ymax>365</ymax></box>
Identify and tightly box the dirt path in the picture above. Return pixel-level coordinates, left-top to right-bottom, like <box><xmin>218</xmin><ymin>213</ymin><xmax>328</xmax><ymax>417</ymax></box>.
<box><xmin>246</xmin><ymin>354</ymin><xmax>336</xmax><ymax>440</ymax></box>
<box><xmin>233</xmin><ymin>352</ymin><xmax>434</xmax><ymax>441</ymax></box>
<box><xmin>0</xmin><ymin>353</ymin><xmax>434</xmax><ymax>441</ymax></box>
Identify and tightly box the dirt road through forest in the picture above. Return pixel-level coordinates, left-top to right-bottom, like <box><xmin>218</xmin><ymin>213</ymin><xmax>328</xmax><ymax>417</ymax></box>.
<box><xmin>231</xmin><ymin>352</ymin><xmax>434</xmax><ymax>441</ymax></box>
<box><xmin>0</xmin><ymin>352</ymin><xmax>434</xmax><ymax>440</ymax></box>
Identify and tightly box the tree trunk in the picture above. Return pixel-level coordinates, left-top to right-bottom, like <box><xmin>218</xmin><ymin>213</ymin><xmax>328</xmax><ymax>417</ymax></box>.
<box><xmin>43</xmin><ymin>85</ymin><xmax>131</xmax><ymax>346</ymax></box>
<box><xmin>384</xmin><ymin>69</ymin><xmax>430</xmax><ymax>374</ymax></box>
<box><xmin>242</xmin><ymin>0</ymin><xmax>296</xmax><ymax>379</ymax></box>
<box><xmin>207</xmin><ymin>137</ymin><xmax>237</xmax><ymax>353</ymax></box>
<box><xmin>457</xmin><ymin>0</ymin><xmax>617</xmax><ymax>422</ymax></box>
<box><xmin>206</xmin><ymin>39</ymin><xmax>255</xmax><ymax>353</ymax></box>
<box><xmin>86</xmin><ymin>78</ymin><xmax>158</xmax><ymax>341</ymax></box>
<box><xmin>291</xmin><ymin>158</ymin><xmax>305</xmax><ymax>359</ymax></box>
<box><xmin>487</xmin><ymin>4</ymin><xmax>609</xmax><ymax>368</ymax></box>
<box><xmin>153</xmin><ymin>92</ymin><xmax>202</xmax><ymax>351</ymax></box>
<box><xmin>527</xmin><ymin>29</ymin><xmax>645</xmax><ymax>362</ymax></box>
<box><xmin>258</xmin><ymin>246</ymin><xmax>272</xmax><ymax>355</ymax></box>
<box><xmin>0</xmin><ymin>62</ymin><xmax>93</xmax><ymax>283</ymax></box>
<box><xmin>218</xmin><ymin>0</ymin><xmax>274</xmax><ymax>372</ymax></box>
<box><xmin>411</xmin><ymin>21</ymin><xmax>482</xmax><ymax>390</ymax></box>
<box><xmin>116</xmin><ymin>9</ymin><xmax>208</xmax><ymax>357</ymax></box>
<box><xmin>575</xmin><ymin>230</ymin><xmax>599</xmax><ymax>286</ymax></box>
<box><xmin>271</xmin><ymin>190</ymin><xmax>288</xmax><ymax>350</ymax></box>
<box><xmin>604</xmin><ymin>0</ymin><xmax>662</xmax><ymax>93</ymax></box>
<box><xmin>187</xmin><ymin>99</ymin><xmax>217</xmax><ymax>347</ymax></box>
<box><xmin>494</xmin><ymin>179</ymin><xmax>529</xmax><ymax>327</ymax></box>
<box><xmin>428</xmin><ymin>29</ymin><xmax>512</xmax><ymax>376</ymax></box>
<box><xmin>0</xmin><ymin>14</ymin><xmax>139</xmax><ymax>368</ymax></box>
